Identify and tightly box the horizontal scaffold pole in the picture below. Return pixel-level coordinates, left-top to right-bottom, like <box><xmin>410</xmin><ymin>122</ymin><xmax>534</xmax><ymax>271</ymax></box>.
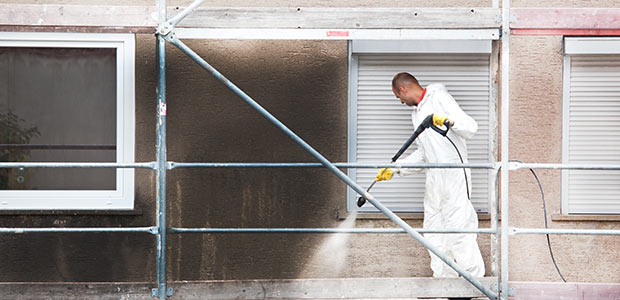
<box><xmin>0</xmin><ymin>227</ymin><xmax>158</xmax><ymax>234</ymax></box>
<box><xmin>168</xmin><ymin>162</ymin><xmax>495</xmax><ymax>169</ymax></box>
<box><xmin>170</xmin><ymin>228</ymin><xmax>496</xmax><ymax>234</ymax></box>
<box><xmin>510</xmin><ymin>227</ymin><xmax>620</xmax><ymax>236</ymax></box>
<box><xmin>0</xmin><ymin>162</ymin><xmax>156</xmax><ymax>169</ymax></box>
<box><xmin>165</xmin><ymin>34</ymin><xmax>497</xmax><ymax>300</ymax></box>
<box><xmin>512</xmin><ymin>162</ymin><xmax>620</xmax><ymax>170</ymax></box>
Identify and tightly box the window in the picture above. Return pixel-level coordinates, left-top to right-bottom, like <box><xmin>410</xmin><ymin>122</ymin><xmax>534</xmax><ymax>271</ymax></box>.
<box><xmin>562</xmin><ymin>37</ymin><xmax>620</xmax><ymax>214</ymax></box>
<box><xmin>347</xmin><ymin>40</ymin><xmax>495</xmax><ymax>213</ymax></box>
<box><xmin>0</xmin><ymin>32</ymin><xmax>135</xmax><ymax>210</ymax></box>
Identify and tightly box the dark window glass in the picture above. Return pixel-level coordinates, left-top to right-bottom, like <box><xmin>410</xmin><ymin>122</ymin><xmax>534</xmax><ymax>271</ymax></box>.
<box><xmin>0</xmin><ymin>47</ymin><xmax>116</xmax><ymax>190</ymax></box>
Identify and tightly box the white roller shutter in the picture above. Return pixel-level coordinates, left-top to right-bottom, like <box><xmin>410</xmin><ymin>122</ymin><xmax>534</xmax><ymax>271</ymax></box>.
<box><xmin>563</xmin><ymin>54</ymin><xmax>620</xmax><ymax>214</ymax></box>
<box><xmin>349</xmin><ymin>53</ymin><xmax>492</xmax><ymax>213</ymax></box>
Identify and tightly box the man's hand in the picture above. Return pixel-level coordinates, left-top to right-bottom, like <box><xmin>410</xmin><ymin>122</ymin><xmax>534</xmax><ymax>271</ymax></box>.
<box><xmin>375</xmin><ymin>168</ymin><xmax>394</xmax><ymax>181</ymax></box>
<box><xmin>432</xmin><ymin>114</ymin><xmax>454</xmax><ymax>127</ymax></box>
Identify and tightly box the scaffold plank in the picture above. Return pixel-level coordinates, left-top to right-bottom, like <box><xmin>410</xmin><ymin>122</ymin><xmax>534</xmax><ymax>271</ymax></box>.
<box><xmin>0</xmin><ymin>4</ymin><xmax>156</xmax><ymax>29</ymax></box>
<box><xmin>0</xmin><ymin>5</ymin><xmax>501</xmax><ymax>31</ymax></box>
<box><xmin>174</xmin><ymin>28</ymin><xmax>500</xmax><ymax>40</ymax></box>
<box><xmin>175</xmin><ymin>7</ymin><xmax>501</xmax><ymax>29</ymax></box>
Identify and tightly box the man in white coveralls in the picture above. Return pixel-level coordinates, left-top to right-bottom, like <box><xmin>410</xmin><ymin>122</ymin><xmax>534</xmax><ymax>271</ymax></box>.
<box><xmin>376</xmin><ymin>72</ymin><xmax>485</xmax><ymax>277</ymax></box>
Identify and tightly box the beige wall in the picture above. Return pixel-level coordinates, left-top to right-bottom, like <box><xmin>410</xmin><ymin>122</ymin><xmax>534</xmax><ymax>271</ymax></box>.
<box><xmin>0</xmin><ymin>34</ymin><xmax>495</xmax><ymax>282</ymax></box>
<box><xmin>163</xmin><ymin>37</ymin><xmax>349</xmax><ymax>280</ymax></box>
<box><xmin>508</xmin><ymin>35</ymin><xmax>620</xmax><ymax>282</ymax></box>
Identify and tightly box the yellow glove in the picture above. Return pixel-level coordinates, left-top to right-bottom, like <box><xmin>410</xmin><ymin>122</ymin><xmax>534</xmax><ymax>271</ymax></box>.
<box><xmin>432</xmin><ymin>114</ymin><xmax>450</xmax><ymax>127</ymax></box>
<box><xmin>375</xmin><ymin>168</ymin><xmax>394</xmax><ymax>181</ymax></box>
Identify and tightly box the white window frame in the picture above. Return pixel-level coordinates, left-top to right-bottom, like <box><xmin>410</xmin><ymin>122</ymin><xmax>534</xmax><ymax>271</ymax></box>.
<box><xmin>0</xmin><ymin>32</ymin><xmax>135</xmax><ymax>210</ymax></box>
<box><xmin>562</xmin><ymin>37</ymin><xmax>620</xmax><ymax>215</ymax></box>
<box><xmin>347</xmin><ymin>40</ymin><xmax>496</xmax><ymax>213</ymax></box>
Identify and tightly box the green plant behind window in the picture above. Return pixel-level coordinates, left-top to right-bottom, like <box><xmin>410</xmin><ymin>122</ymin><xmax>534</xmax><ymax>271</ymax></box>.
<box><xmin>0</xmin><ymin>112</ymin><xmax>40</xmax><ymax>189</ymax></box>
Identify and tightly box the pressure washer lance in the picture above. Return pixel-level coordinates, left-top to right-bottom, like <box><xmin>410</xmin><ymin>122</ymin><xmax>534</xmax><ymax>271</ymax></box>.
<box><xmin>357</xmin><ymin>114</ymin><xmax>451</xmax><ymax>207</ymax></box>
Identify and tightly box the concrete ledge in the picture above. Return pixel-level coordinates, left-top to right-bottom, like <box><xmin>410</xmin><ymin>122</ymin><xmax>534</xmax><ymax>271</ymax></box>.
<box><xmin>0</xmin><ymin>282</ymin><xmax>153</xmax><ymax>300</ymax></box>
<box><xmin>338</xmin><ymin>212</ymin><xmax>492</xmax><ymax>221</ymax></box>
<box><xmin>551</xmin><ymin>214</ymin><xmax>620</xmax><ymax>222</ymax></box>
<box><xmin>173</xmin><ymin>277</ymin><xmax>497</xmax><ymax>299</ymax></box>
<box><xmin>4</xmin><ymin>279</ymin><xmax>620</xmax><ymax>299</ymax></box>
<box><xmin>0</xmin><ymin>277</ymin><xmax>497</xmax><ymax>299</ymax></box>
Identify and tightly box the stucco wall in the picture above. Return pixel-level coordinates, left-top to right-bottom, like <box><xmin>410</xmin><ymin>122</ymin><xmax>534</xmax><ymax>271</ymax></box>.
<box><xmin>163</xmin><ymin>37</ymin><xmax>350</xmax><ymax>280</ymax></box>
<box><xmin>0</xmin><ymin>33</ymin><xmax>495</xmax><ymax>282</ymax></box>
<box><xmin>508</xmin><ymin>35</ymin><xmax>620</xmax><ymax>282</ymax></box>
<box><xmin>0</xmin><ymin>35</ymin><xmax>161</xmax><ymax>282</ymax></box>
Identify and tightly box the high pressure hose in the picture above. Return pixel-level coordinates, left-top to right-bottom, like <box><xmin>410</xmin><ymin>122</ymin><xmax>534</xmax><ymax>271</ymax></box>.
<box><xmin>445</xmin><ymin>135</ymin><xmax>470</xmax><ymax>201</ymax></box>
<box><xmin>509</xmin><ymin>160</ymin><xmax>567</xmax><ymax>282</ymax></box>
<box><xmin>357</xmin><ymin>115</ymin><xmax>450</xmax><ymax>207</ymax></box>
<box><xmin>357</xmin><ymin>114</ymin><xmax>471</xmax><ymax>207</ymax></box>
<box><xmin>358</xmin><ymin>117</ymin><xmax>566</xmax><ymax>281</ymax></box>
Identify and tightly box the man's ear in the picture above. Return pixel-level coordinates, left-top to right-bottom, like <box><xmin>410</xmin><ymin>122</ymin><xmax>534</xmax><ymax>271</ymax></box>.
<box><xmin>398</xmin><ymin>86</ymin><xmax>407</xmax><ymax>95</ymax></box>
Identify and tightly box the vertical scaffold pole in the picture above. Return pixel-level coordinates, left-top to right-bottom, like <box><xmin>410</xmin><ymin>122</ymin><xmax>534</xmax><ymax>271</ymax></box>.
<box><xmin>490</xmin><ymin>40</ymin><xmax>500</xmax><ymax>280</ymax></box>
<box><xmin>490</xmin><ymin>0</ymin><xmax>500</xmax><ymax>280</ymax></box>
<box><xmin>155</xmin><ymin>0</ymin><xmax>168</xmax><ymax>299</ymax></box>
<box><xmin>500</xmin><ymin>0</ymin><xmax>511</xmax><ymax>298</ymax></box>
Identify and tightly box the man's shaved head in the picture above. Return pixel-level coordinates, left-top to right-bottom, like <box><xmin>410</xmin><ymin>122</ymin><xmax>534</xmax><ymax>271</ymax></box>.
<box><xmin>391</xmin><ymin>72</ymin><xmax>424</xmax><ymax>106</ymax></box>
<box><xmin>392</xmin><ymin>72</ymin><xmax>420</xmax><ymax>90</ymax></box>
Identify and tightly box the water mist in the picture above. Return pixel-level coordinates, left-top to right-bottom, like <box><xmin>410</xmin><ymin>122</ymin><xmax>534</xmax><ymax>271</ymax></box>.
<box><xmin>299</xmin><ymin>210</ymin><xmax>358</xmax><ymax>277</ymax></box>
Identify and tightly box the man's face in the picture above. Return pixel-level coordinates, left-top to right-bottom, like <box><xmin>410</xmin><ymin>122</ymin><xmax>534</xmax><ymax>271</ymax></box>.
<box><xmin>392</xmin><ymin>86</ymin><xmax>417</xmax><ymax>107</ymax></box>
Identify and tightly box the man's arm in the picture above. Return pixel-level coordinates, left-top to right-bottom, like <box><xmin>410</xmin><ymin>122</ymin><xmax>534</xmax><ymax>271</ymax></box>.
<box><xmin>395</xmin><ymin>141</ymin><xmax>426</xmax><ymax>176</ymax></box>
<box><xmin>439</xmin><ymin>91</ymin><xmax>478</xmax><ymax>139</ymax></box>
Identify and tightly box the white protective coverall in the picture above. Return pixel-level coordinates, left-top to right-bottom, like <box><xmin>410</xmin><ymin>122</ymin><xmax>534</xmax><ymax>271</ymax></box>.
<box><xmin>396</xmin><ymin>83</ymin><xmax>485</xmax><ymax>277</ymax></box>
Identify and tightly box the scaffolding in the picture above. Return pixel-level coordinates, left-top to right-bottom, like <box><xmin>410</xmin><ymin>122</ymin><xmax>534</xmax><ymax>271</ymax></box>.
<box><xmin>1</xmin><ymin>1</ymin><xmax>620</xmax><ymax>300</ymax></box>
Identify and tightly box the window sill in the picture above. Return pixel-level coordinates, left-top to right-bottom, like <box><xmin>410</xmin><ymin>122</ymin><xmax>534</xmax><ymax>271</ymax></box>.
<box><xmin>0</xmin><ymin>209</ymin><xmax>142</xmax><ymax>216</ymax></box>
<box><xmin>551</xmin><ymin>214</ymin><xmax>620</xmax><ymax>222</ymax></box>
<box><xmin>338</xmin><ymin>211</ymin><xmax>492</xmax><ymax>221</ymax></box>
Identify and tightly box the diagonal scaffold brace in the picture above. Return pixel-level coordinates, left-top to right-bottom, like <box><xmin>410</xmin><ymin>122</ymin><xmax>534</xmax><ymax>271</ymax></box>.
<box><xmin>160</xmin><ymin>30</ymin><xmax>498</xmax><ymax>299</ymax></box>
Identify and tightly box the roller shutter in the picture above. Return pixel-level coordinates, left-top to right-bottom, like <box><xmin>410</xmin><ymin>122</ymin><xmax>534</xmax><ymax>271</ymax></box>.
<box><xmin>563</xmin><ymin>54</ymin><xmax>620</xmax><ymax>214</ymax></box>
<box><xmin>349</xmin><ymin>53</ymin><xmax>493</xmax><ymax>212</ymax></box>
